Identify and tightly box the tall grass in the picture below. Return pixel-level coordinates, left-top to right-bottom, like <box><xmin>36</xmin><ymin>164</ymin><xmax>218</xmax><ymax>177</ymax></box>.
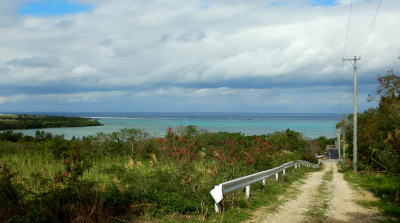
<box><xmin>343</xmin><ymin>171</ymin><xmax>400</xmax><ymax>218</ymax></box>
<box><xmin>0</xmin><ymin>127</ymin><xmax>320</xmax><ymax>222</ymax></box>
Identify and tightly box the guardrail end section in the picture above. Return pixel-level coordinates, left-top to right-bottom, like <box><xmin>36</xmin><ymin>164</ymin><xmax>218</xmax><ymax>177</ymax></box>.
<box><xmin>210</xmin><ymin>184</ymin><xmax>223</xmax><ymax>213</ymax></box>
<box><xmin>210</xmin><ymin>184</ymin><xmax>223</xmax><ymax>204</ymax></box>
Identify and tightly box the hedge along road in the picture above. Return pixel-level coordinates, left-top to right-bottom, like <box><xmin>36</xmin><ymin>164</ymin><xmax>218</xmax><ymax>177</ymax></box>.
<box><xmin>246</xmin><ymin>160</ymin><xmax>384</xmax><ymax>223</ymax></box>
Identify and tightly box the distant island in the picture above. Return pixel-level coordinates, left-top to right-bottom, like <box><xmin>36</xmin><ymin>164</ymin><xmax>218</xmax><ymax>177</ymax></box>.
<box><xmin>0</xmin><ymin>114</ymin><xmax>102</xmax><ymax>130</ymax></box>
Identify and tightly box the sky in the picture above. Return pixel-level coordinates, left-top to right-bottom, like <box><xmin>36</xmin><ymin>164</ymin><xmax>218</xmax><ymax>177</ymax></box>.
<box><xmin>0</xmin><ymin>0</ymin><xmax>399</xmax><ymax>113</ymax></box>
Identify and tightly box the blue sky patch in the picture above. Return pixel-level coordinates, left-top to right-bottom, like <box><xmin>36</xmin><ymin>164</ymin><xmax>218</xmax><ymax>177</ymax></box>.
<box><xmin>20</xmin><ymin>0</ymin><xmax>90</xmax><ymax>16</ymax></box>
<box><xmin>265</xmin><ymin>0</ymin><xmax>338</xmax><ymax>8</ymax></box>
<box><xmin>313</xmin><ymin>0</ymin><xmax>338</xmax><ymax>6</ymax></box>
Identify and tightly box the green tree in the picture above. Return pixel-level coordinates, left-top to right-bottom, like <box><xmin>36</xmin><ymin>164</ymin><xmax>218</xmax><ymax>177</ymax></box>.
<box><xmin>119</xmin><ymin>128</ymin><xmax>149</xmax><ymax>157</ymax></box>
<box><xmin>341</xmin><ymin>70</ymin><xmax>400</xmax><ymax>173</ymax></box>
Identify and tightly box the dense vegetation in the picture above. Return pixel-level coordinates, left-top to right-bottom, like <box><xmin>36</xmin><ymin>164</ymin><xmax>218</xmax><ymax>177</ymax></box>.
<box><xmin>0</xmin><ymin>114</ymin><xmax>102</xmax><ymax>130</ymax></box>
<box><xmin>339</xmin><ymin>70</ymin><xmax>399</xmax><ymax>173</ymax></box>
<box><xmin>0</xmin><ymin>127</ymin><xmax>321</xmax><ymax>222</ymax></box>
<box><xmin>338</xmin><ymin>70</ymin><xmax>400</xmax><ymax>218</ymax></box>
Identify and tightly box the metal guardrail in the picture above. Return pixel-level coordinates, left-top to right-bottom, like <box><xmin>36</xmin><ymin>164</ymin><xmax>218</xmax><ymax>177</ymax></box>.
<box><xmin>210</xmin><ymin>160</ymin><xmax>319</xmax><ymax>212</ymax></box>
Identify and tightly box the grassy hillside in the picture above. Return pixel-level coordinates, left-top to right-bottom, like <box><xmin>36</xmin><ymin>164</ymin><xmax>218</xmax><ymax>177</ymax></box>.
<box><xmin>0</xmin><ymin>127</ymin><xmax>321</xmax><ymax>222</ymax></box>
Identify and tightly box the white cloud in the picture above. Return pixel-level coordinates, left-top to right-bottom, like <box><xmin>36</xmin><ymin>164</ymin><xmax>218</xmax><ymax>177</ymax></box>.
<box><xmin>0</xmin><ymin>0</ymin><xmax>398</xmax><ymax>112</ymax></box>
<box><xmin>0</xmin><ymin>94</ymin><xmax>27</xmax><ymax>104</ymax></box>
<box><xmin>0</xmin><ymin>97</ymin><xmax>6</xmax><ymax>104</ymax></box>
<box><xmin>6</xmin><ymin>55</ymin><xmax>61</xmax><ymax>68</ymax></box>
<box><xmin>47</xmin><ymin>91</ymin><xmax>127</xmax><ymax>102</ymax></box>
<box><xmin>0</xmin><ymin>91</ymin><xmax>127</xmax><ymax>105</ymax></box>
<box><xmin>0</xmin><ymin>1</ymin><xmax>24</xmax><ymax>27</ymax></box>
<box><xmin>72</xmin><ymin>64</ymin><xmax>98</xmax><ymax>76</ymax></box>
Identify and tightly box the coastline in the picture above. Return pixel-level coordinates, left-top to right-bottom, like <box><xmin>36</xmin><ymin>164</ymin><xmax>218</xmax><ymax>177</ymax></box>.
<box><xmin>0</xmin><ymin>114</ymin><xmax>103</xmax><ymax>131</ymax></box>
<box><xmin>8</xmin><ymin>114</ymin><xmax>339</xmax><ymax>139</ymax></box>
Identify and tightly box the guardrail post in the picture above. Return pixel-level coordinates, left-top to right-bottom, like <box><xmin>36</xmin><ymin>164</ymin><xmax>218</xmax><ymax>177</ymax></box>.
<box><xmin>210</xmin><ymin>160</ymin><xmax>318</xmax><ymax>213</ymax></box>
<box><xmin>245</xmin><ymin>185</ymin><xmax>250</xmax><ymax>199</ymax></box>
<box><xmin>215</xmin><ymin>203</ymin><xmax>221</xmax><ymax>213</ymax></box>
<box><xmin>295</xmin><ymin>164</ymin><xmax>298</xmax><ymax>168</ymax></box>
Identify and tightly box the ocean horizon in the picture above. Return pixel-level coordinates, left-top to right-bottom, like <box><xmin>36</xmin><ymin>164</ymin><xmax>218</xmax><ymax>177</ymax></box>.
<box><xmin>5</xmin><ymin>112</ymin><xmax>343</xmax><ymax>139</ymax></box>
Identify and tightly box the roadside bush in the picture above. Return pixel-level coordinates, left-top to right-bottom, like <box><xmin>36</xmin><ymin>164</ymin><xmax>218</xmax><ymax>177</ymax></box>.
<box><xmin>47</xmin><ymin>137</ymin><xmax>70</xmax><ymax>159</ymax></box>
<box><xmin>101</xmin><ymin>184</ymin><xmax>132</xmax><ymax>216</ymax></box>
<box><xmin>313</xmin><ymin>136</ymin><xmax>335</xmax><ymax>150</ymax></box>
<box><xmin>0</xmin><ymin>163</ymin><xmax>26</xmax><ymax>222</ymax></box>
<box><xmin>0</xmin><ymin>131</ymin><xmax>24</xmax><ymax>142</ymax></box>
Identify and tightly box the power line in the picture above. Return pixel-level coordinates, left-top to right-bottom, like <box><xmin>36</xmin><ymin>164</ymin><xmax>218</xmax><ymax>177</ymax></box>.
<box><xmin>339</xmin><ymin>0</ymin><xmax>383</xmax><ymax>167</ymax></box>
<box><xmin>343</xmin><ymin>0</ymin><xmax>354</xmax><ymax>59</ymax></box>
<box><xmin>360</xmin><ymin>0</ymin><xmax>384</xmax><ymax>57</ymax></box>
<box><xmin>337</xmin><ymin>0</ymin><xmax>354</xmax><ymax>124</ymax></box>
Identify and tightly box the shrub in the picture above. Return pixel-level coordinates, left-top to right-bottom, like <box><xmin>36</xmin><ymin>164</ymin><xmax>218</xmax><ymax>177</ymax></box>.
<box><xmin>0</xmin><ymin>163</ymin><xmax>26</xmax><ymax>222</ymax></box>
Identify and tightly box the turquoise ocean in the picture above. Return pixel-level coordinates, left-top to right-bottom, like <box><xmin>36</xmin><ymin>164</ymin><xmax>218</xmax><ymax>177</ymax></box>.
<box><xmin>12</xmin><ymin>112</ymin><xmax>342</xmax><ymax>139</ymax></box>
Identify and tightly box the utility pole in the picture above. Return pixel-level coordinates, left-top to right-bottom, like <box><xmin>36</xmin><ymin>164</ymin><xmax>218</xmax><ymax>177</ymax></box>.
<box><xmin>336</xmin><ymin>129</ymin><xmax>341</xmax><ymax>160</ymax></box>
<box><xmin>338</xmin><ymin>129</ymin><xmax>341</xmax><ymax>160</ymax></box>
<box><xmin>343</xmin><ymin>56</ymin><xmax>361</xmax><ymax>172</ymax></box>
<box><xmin>342</xmin><ymin>123</ymin><xmax>346</xmax><ymax>161</ymax></box>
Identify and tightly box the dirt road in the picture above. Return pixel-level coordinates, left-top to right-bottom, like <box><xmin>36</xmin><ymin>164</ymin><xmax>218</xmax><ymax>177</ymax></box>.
<box><xmin>247</xmin><ymin>160</ymin><xmax>383</xmax><ymax>223</ymax></box>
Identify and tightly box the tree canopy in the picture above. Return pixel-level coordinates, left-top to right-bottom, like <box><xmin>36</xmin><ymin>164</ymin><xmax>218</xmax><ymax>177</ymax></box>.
<box><xmin>340</xmin><ymin>70</ymin><xmax>400</xmax><ymax>173</ymax></box>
